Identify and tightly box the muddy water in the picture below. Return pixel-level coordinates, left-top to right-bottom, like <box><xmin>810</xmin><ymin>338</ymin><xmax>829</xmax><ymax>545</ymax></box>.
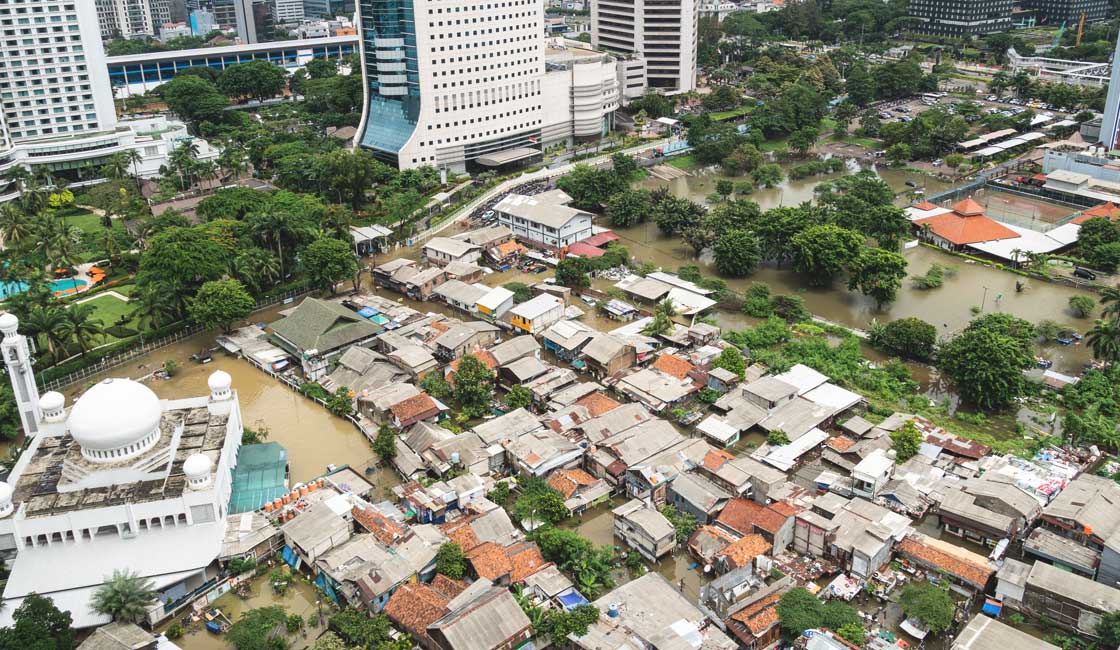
<box><xmin>160</xmin><ymin>571</ymin><xmax>323</xmax><ymax>650</ymax></box>
<box><xmin>561</xmin><ymin>498</ymin><xmax>712</xmax><ymax>602</ymax></box>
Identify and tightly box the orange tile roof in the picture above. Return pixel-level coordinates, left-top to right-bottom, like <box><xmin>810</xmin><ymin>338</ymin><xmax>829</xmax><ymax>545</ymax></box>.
<box><xmin>390</xmin><ymin>392</ymin><xmax>440</xmax><ymax>423</ymax></box>
<box><xmin>430</xmin><ymin>574</ymin><xmax>468</xmax><ymax>598</ymax></box>
<box><xmin>825</xmin><ymin>436</ymin><xmax>856</xmax><ymax>452</ymax></box>
<box><xmin>703</xmin><ymin>449</ymin><xmax>734</xmax><ymax>472</ymax></box>
<box><xmin>913</xmin><ymin>211</ymin><xmax>1018</xmax><ymax>246</ymax></box>
<box><xmin>718</xmin><ymin>534</ymin><xmax>771</xmax><ymax>569</ymax></box>
<box><xmin>351</xmin><ymin>505</ymin><xmax>407</xmax><ymax>545</ymax></box>
<box><xmin>384</xmin><ymin>582</ymin><xmax>449</xmax><ymax>644</ymax></box>
<box><xmin>449</xmin><ymin>350</ymin><xmax>498</xmax><ymax>372</ymax></box>
<box><xmin>575</xmin><ymin>392</ymin><xmax>622</xmax><ymax>418</ymax></box>
<box><xmin>896</xmin><ymin>536</ymin><xmax>993</xmax><ymax>588</ymax></box>
<box><xmin>1071</xmin><ymin>202</ymin><xmax>1120</xmax><ymax>225</ymax></box>
<box><xmin>912</xmin><ymin>200</ymin><xmax>938</xmax><ymax>211</ymax></box>
<box><xmin>769</xmin><ymin>502</ymin><xmax>800</xmax><ymax>517</ymax></box>
<box><xmin>653</xmin><ymin>353</ymin><xmax>694</xmax><ymax>380</ymax></box>
<box><xmin>441</xmin><ymin>517</ymin><xmax>481</xmax><ymax>552</ymax></box>
<box><xmin>729</xmin><ymin>590</ymin><xmax>783</xmax><ymax>636</ymax></box>
<box><xmin>952</xmin><ymin>197</ymin><xmax>985</xmax><ymax>216</ymax></box>
<box><xmin>468</xmin><ymin>541</ymin><xmax>513</xmax><ymax>581</ymax></box>
<box><xmin>547</xmin><ymin>468</ymin><xmax>599</xmax><ymax>499</ymax></box>
<box><xmin>716</xmin><ymin>499</ymin><xmax>790</xmax><ymax>536</ymax></box>
<box><xmin>507</xmin><ymin>542</ymin><xmax>548</xmax><ymax>582</ymax></box>
<box><xmin>495</xmin><ymin>240</ymin><xmax>527</xmax><ymax>257</ymax></box>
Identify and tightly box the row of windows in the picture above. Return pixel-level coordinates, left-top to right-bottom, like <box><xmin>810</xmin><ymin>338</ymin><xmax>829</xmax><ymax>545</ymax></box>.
<box><xmin>435</xmin><ymin>68</ymin><xmax>538</xmax><ymax>90</ymax></box>
<box><xmin>430</xmin><ymin>32</ymin><xmax>536</xmax><ymax>54</ymax></box>
<box><xmin>435</xmin><ymin>87</ymin><xmax>541</xmax><ymax>112</ymax></box>
<box><xmin>433</xmin><ymin>45</ymin><xmax>536</xmax><ymax>66</ymax></box>
<box><xmin>429</xmin><ymin>0</ymin><xmax>534</xmax><ymax>13</ymax></box>
<box><xmin>428</xmin><ymin>10</ymin><xmax>533</xmax><ymax>26</ymax></box>
<box><xmin>0</xmin><ymin>4</ymin><xmax>77</xmax><ymax>13</ymax></box>
<box><xmin>419</xmin><ymin>118</ymin><xmax>542</xmax><ymax>147</ymax></box>
<box><xmin>1</xmin><ymin>33</ymin><xmax>83</xmax><ymax>45</ymax></box>
<box><xmin>432</xmin><ymin>21</ymin><xmax>535</xmax><ymax>39</ymax></box>
<box><xmin>425</xmin><ymin>104</ymin><xmax>538</xmax><ymax>132</ymax></box>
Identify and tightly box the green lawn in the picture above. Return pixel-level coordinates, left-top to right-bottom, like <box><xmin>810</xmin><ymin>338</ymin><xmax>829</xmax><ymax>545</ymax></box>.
<box><xmin>79</xmin><ymin>293</ymin><xmax>136</xmax><ymax>335</ymax></box>
<box><xmin>709</xmin><ymin>105</ymin><xmax>753</xmax><ymax>121</ymax></box>
<box><xmin>112</xmin><ymin>283</ymin><xmax>138</xmax><ymax>297</ymax></box>
<box><xmin>666</xmin><ymin>154</ymin><xmax>702</xmax><ymax>171</ymax></box>
<box><xmin>759</xmin><ymin>137</ymin><xmax>789</xmax><ymax>153</ymax></box>
<box><xmin>61</xmin><ymin>210</ymin><xmax>108</xmax><ymax>235</ymax></box>
<box><xmin>832</xmin><ymin>135</ymin><xmax>881</xmax><ymax>148</ymax></box>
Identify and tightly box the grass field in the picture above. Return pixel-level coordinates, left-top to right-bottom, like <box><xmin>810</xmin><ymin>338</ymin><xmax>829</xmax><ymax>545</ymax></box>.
<box><xmin>710</xmin><ymin>106</ymin><xmax>752</xmax><ymax>121</ymax></box>
<box><xmin>80</xmin><ymin>293</ymin><xmax>136</xmax><ymax>334</ymax></box>
<box><xmin>62</xmin><ymin>210</ymin><xmax>126</xmax><ymax>236</ymax></box>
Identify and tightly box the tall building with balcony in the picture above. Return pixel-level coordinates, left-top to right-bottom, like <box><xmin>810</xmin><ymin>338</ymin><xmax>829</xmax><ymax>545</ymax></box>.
<box><xmin>355</xmin><ymin>0</ymin><xmax>547</xmax><ymax>171</ymax></box>
<box><xmin>591</xmin><ymin>0</ymin><xmax>697</xmax><ymax>93</ymax></box>
<box><xmin>0</xmin><ymin>0</ymin><xmax>217</xmax><ymax>202</ymax></box>
<box><xmin>907</xmin><ymin>0</ymin><xmax>1012</xmax><ymax>36</ymax></box>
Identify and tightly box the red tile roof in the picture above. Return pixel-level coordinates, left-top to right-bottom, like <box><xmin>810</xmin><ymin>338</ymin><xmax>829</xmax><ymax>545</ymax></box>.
<box><xmin>567</xmin><ymin>242</ymin><xmax>606</xmax><ymax>258</ymax></box>
<box><xmin>703</xmin><ymin>449</ymin><xmax>734</xmax><ymax>472</ymax></box>
<box><xmin>351</xmin><ymin>505</ymin><xmax>407</xmax><ymax>545</ymax></box>
<box><xmin>728</xmin><ymin>590</ymin><xmax>783</xmax><ymax>636</ymax></box>
<box><xmin>896</xmin><ymin>536</ymin><xmax>993</xmax><ymax>588</ymax></box>
<box><xmin>495</xmin><ymin>240</ymin><xmax>527</xmax><ymax>257</ymax></box>
<box><xmin>468</xmin><ymin>541</ymin><xmax>513</xmax><ymax>581</ymax></box>
<box><xmin>582</xmin><ymin>232</ymin><xmax>620</xmax><ymax>248</ymax></box>
<box><xmin>1071</xmin><ymin>202</ymin><xmax>1120</xmax><ymax>225</ymax></box>
<box><xmin>390</xmin><ymin>393</ymin><xmax>440</xmax><ymax>423</ymax></box>
<box><xmin>716</xmin><ymin>499</ymin><xmax>791</xmax><ymax>536</ymax></box>
<box><xmin>384</xmin><ymin>583</ymin><xmax>449</xmax><ymax>645</ymax></box>
<box><xmin>952</xmin><ymin>197</ymin><xmax>985</xmax><ymax>216</ymax></box>
<box><xmin>507</xmin><ymin>542</ymin><xmax>548</xmax><ymax>582</ymax></box>
<box><xmin>653</xmin><ymin>353</ymin><xmax>694</xmax><ymax>380</ymax></box>
<box><xmin>913</xmin><ymin>210</ymin><xmax>1019</xmax><ymax>246</ymax></box>
<box><xmin>825</xmin><ymin>436</ymin><xmax>856</xmax><ymax>452</ymax></box>
<box><xmin>718</xmin><ymin>534</ymin><xmax>772</xmax><ymax>569</ymax></box>
<box><xmin>575</xmin><ymin>392</ymin><xmax>622</xmax><ymax>418</ymax></box>
<box><xmin>547</xmin><ymin>468</ymin><xmax>599</xmax><ymax>499</ymax></box>
<box><xmin>441</xmin><ymin>517</ymin><xmax>481</xmax><ymax>552</ymax></box>
<box><xmin>911</xmin><ymin>200</ymin><xmax>938</xmax><ymax>211</ymax></box>
<box><xmin>430</xmin><ymin>574</ymin><xmax>468</xmax><ymax>598</ymax></box>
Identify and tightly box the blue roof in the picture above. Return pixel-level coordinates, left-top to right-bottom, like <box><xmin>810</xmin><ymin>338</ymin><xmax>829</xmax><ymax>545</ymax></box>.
<box><xmin>558</xmin><ymin>591</ymin><xmax>589</xmax><ymax>610</ymax></box>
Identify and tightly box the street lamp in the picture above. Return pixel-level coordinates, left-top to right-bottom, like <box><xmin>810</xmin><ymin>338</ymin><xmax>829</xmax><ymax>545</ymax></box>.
<box><xmin>980</xmin><ymin>286</ymin><xmax>990</xmax><ymax>312</ymax></box>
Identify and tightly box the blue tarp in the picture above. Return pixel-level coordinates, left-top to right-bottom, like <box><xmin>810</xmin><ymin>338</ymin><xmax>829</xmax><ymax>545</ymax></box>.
<box><xmin>358</xmin><ymin>307</ymin><xmax>377</xmax><ymax>318</ymax></box>
<box><xmin>982</xmin><ymin>599</ymin><xmax>1002</xmax><ymax>615</ymax></box>
<box><xmin>281</xmin><ymin>544</ymin><xmax>298</xmax><ymax>568</ymax></box>
<box><xmin>315</xmin><ymin>572</ymin><xmax>340</xmax><ymax>604</ymax></box>
<box><xmin>558</xmin><ymin>591</ymin><xmax>589</xmax><ymax>611</ymax></box>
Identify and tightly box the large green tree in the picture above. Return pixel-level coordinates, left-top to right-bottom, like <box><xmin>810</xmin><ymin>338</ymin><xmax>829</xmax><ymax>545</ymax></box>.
<box><xmin>218</xmin><ymin>60</ymin><xmax>288</xmax><ymax>102</ymax></box>
<box><xmin>606</xmin><ymin>189</ymin><xmax>653</xmax><ymax>229</ymax></box>
<box><xmin>137</xmin><ymin>226</ymin><xmax>229</xmax><ymax>313</ymax></box>
<box><xmin>898</xmin><ymin>582</ymin><xmax>954</xmax><ymax>634</ymax></box>
<box><xmin>939</xmin><ymin>326</ymin><xmax>1033</xmax><ymax>409</ymax></box>
<box><xmin>0</xmin><ymin>594</ymin><xmax>76</xmax><ymax>650</ymax></box>
<box><xmin>226</xmin><ymin>606</ymin><xmax>288</xmax><ymax>650</ymax></box>
<box><xmin>302</xmin><ymin>237</ymin><xmax>359</xmax><ymax>294</ymax></box>
<box><xmin>189</xmin><ymin>279</ymin><xmax>255</xmax><ymax>332</ymax></box>
<box><xmin>791</xmin><ymin>224</ymin><xmax>862</xmax><ymax>286</ymax></box>
<box><xmin>159</xmin><ymin>75</ymin><xmax>228</xmax><ymax>127</ymax></box>
<box><xmin>435</xmin><ymin>542</ymin><xmax>467</xmax><ymax>579</ymax></box>
<box><xmin>453</xmin><ymin>353</ymin><xmax>495</xmax><ymax>417</ymax></box>
<box><xmin>847</xmin><ymin>247</ymin><xmax>907</xmax><ymax>307</ymax></box>
<box><xmin>713</xmin><ymin>229</ymin><xmax>762</xmax><ymax>277</ymax></box>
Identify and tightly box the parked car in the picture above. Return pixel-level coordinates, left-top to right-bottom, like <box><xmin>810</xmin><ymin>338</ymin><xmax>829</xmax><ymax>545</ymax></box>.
<box><xmin>1073</xmin><ymin>267</ymin><xmax>1097</xmax><ymax>280</ymax></box>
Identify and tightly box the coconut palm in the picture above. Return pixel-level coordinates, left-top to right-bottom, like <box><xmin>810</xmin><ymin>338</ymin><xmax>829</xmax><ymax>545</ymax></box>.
<box><xmin>123</xmin><ymin>148</ymin><xmax>143</xmax><ymax>186</ymax></box>
<box><xmin>101</xmin><ymin>152</ymin><xmax>130</xmax><ymax>181</ymax></box>
<box><xmin>655</xmin><ymin>297</ymin><xmax>678</xmax><ymax>318</ymax></box>
<box><xmin>60</xmin><ymin>305</ymin><xmax>104</xmax><ymax>354</ymax></box>
<box><xmin>234</xmin><ymin>247</ymin><xmax>280</xmax><ymax>294</ymax></box>
<box><xmin>1087</xmin><ymin>318</ymin><xmax>1120</xmax><ymax>366</ymax></box>
<box><xmin>250</xmin><ymin>209</ymin><xmax>302</xmax><ymax>278</ymax></box>
<box><xmin>133</xmin><ymin>284</ymin><xmax>180</xmax><ymax>329</ymax></box>
<box><xmin>1100</xmin><ymin>286</ymin><xmax>1120</xmax><ymax>322</ymax></box>
<box><xmin>22</xmin><ymin>306</ymin><xmax>67</xmax><ymax>361</ymax></box>
<box><xmin>0</xmin><ymin>203</ymin><xmax>32</xmax><ymax>247</ymax></box>
<box><xmin>90</xmin><ymin>569</ymin><xmax>157</xmax><ymax>624</ymax></box>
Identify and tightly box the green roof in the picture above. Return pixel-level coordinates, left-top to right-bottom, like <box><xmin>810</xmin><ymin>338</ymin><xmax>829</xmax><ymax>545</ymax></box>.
<box><xmin>270</xmin><ymin>297</ymin><xmax>382</xmax><ymax>354</ymax></box>
<box><xmin>229</xmin><ymin>442</ymin><xmax>290</xmax><ymax>514</ymax></box>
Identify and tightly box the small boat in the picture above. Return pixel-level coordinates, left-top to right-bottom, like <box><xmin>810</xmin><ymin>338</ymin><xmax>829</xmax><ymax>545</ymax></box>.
<box><xmin>1056</xmin><ymin>331</ymin><xmax>1081</xmax><ymax>345</ymax></box>
<box><xmin>1035</xmin><ymin>356</ymin><xmax>1053</xmax><ymax>369</ymax></box>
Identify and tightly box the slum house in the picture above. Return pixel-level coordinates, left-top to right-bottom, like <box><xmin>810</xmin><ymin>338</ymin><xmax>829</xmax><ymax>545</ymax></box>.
<box><xmin>472</xmin><ymin>408</ymin><xmax>546</xmax><ymax>446</ymax></box>
<box><xmin>387</xmin><ymin>578</ymin><xmax>533</xmax><ymax>650</ymax></box>
<box><xmin>509</xmin><ymin>294</ymin><xmax>565</xmax><ymax>335</ymax></box>
<box><xmin>358</xmin><ymin>382</ymin><xmax>421</xmax><ymax>423</ymax></box>
<box><xmin>476</xmin><ymin>287</ymin><xmax>515</xmax><ymax>321</ymax></box>
<box><xmin>386</xmin><ymin>345</ymin><xmax>440</xmax><ymax>381</ymax></box>
<box><xmin>426</xmin><ymin>432</ymin><xmax>498</xmax><ymax>478</ymax></box>
<box><xmin>1036</xmin><ymin>473</ymin><xmax>1120</xmax><ymax>586</ymax></box>
<box><xmin>540</xmin><ymin>403</ymin><xmax>593</xmax><ymax>438</ymax></box>
<box><xmin>541</xmin><ymin>320</ymin><xmax>597</xmax><ymax>362</ymax></box>
<box><xmin>586</xmin><ymin>418</ymin><xmax>683</xmax><ymax>487</ymax></box>
<box><xmin>572</xmin><ymin>572</ymin><xmax>738</xmax><ymax>650</ymax></box>
<box><xmin>499</xmin><ymin>356</ymin><xmax>551</xmax><ymax>389</ymax></box>
<box><xmin>667</xmin><ymin>471</ymin><xmax>732</xmax><ymax>524</ymax></box>
<box><xmin>454</xmin><ymin>224</ymin><xmax>513</xmax><ymax>251</ymax></box>
<box><xmin>442</xmin><ymin>261</ymin><xmax>485</xmax><ymax>284</ymax></box>
<box><xmin>723</xmin><ymin>580</ymin><xmax>788</xmax><ymax>650</ymax></box>
<box><xmin>937</xmin><ymin>486</ymin><xmax>1019</xmax><ymax>549</ymax></box>
<box><xmin>895</xmin><ymin>534</ymin><xmax>995</xmax><ymax>595</ymax></box>
<box><xmin>576</xmin><ymin>401</ymin><xmax>651</xmax><ymax>444</ymax></box>
<box><xmin>434</xmin><ymin>280</ymin><xmax>491</xmax><ymax>316</ymax></box>
<box><xmin>466</xmin><ymin>540</ymin><xmax>548</xmax><ymax>586</ymax></box>
<box><xmin>553</xmin><ymin>383</ymin><xmax>608</xmax><ymax>411</ymax></box>
<box><xmin>1023</xmin><ymin>527</ymin><xmax>1102</xmax><ymax>579</ymax></box>
<box><xmin>821</xmin><ymin>434</ymin><xmax>892</xmax><ymax>473</ymax></box>
<box><xmin>994</xmin><ymin>558</ymin><xmax>1032</xmax><ymax>609</ymax></box>
<box><xmin>850</xmin><ymin>449</ymin><xmax>895</xmax><ymax>500</ymax></box>
<box><xmin>502</xmin><ymin>427</ymin><xmax>583</xmax><ymax>477</ymax></box>
<box><xmin>270</xmin><ymin>298</ymin><xmax>383</xmax><ymax>380</ymax></box>
<box><xmin>445</xmin><ymin>350</ymin><xmax>498</xmax><ymax>385</ymax></box>
<box><xmin>951</xmin><ymin>614</ymin><xmax>1061</xmax><ymax>650</ymax></box>
<box><xmin>521</xmin><ymin>564</ymin><xmax>577</xmax><ymax>609</ymax></box>
<box><xmin>372</xmin><ymin>259</ymin><xmax>418</xmax><ymax>293</ymax></box>
<box><xmin>523</xmin><ymin>366</ymin><xmax>578</xmax><ymax>404</ymax></box>
<box><xmin>280</xmin><ymin>497</ymin><xmax>354</xmax><ymax>567</ymax></box>
<box><xmin>423</xmin><ymin>237</ymin><xmax>482</xmax><ymax>267</ymax></box>
<box><xmin>715</xmin><ymin>533</ymin><xmax>772</xmax><ymax>575</ymax></box>
<box><xmin>715</xmin><ymin>498</ymin><xmax>799</xmax><ymax>554</ymax></box>
<box><xmin>547</xmin><ymin>468</ymin><xmax>611</xmax><ymax>515</ymax></box>
<box><xmin>614</xmin><ymin>365</ymin><xmax>698</xmax><ymax>413</ymax></box>
<box><xmin>689</xmin><ymin>524</ymin><xmax>739</xmax><ymax>566</ymax></box>
<box><xmin>316</xmin><ymin>534</ymin><xmax>415</xmax><ymax>612</ymax></box>
<box><xmin>388</xmin><ymin>392</ymin><xmax>445</xmax><ymax>429</ymax></box>
<box><xmin>398</xmin><ymin>266</ymin><xmax>450</xmax><ymax>300</ymax></box>
<box><xmin>431</xmin><ymin>322</ymin><xmax>501</xmax><ymax>361</ymax></box>
<box><xmin>612</xmin><ymin>499</ymin><xmax>676</xmax><ymax>561</ymax></box>
<box><xmin>1022</xmin><ymin>560</ymin><xmax>1120</xmax><ymax>636</ymax></box>
<box><xmin>698</xmin><ymin>451</ymin><xmax>787</xmax><ymax>502</ymax></box>
<box><xmin>320</xmin><ymin>346</ymin><xmax>410</xmax><ymax>396</ymax></box>
<box><xmin>78</xmin><ymin>623</ymin><xmax>166</xmax><ymax>650</ymax></box>
<box><xmin>487</xmin><ymin>335</ymin><xmax>542</xmax><ymax>367</ymax></box>
<box><xmin>625</xmin><ymin>437</ymin><xmax>714</xmax><ymax>504</ymax></box>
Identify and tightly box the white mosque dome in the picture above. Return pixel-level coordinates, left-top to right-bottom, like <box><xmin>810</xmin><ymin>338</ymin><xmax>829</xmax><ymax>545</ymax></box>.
<box><xmin>39</xmin><ymin>391</ymin><xmax>64</xmax><ymax>412</ymax></box>
<box><xmin>183</xmin><ymin>453</ymin><xmax>212</xmax><ymax>479</ymax></box>
<box><xmin>68</xmin><ymin>378</ymin><xmax>162</xmax><ymax>461</ymax></box>
<box><xmin>0</xmin><ymin>313</ymin><xmax>17</xmax><ymax>333</ymax></box>
<box><xmin>207</xmin><ymin>370</ymin><xmax>232</xmax><ymax>393</ymax></box>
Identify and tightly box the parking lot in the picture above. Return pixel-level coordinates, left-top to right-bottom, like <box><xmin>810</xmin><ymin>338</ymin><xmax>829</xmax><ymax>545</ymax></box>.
<box><xmin>872</xmin><ymin>94</ymin><xmax>1072</xmax><ymax>128</ymax></box>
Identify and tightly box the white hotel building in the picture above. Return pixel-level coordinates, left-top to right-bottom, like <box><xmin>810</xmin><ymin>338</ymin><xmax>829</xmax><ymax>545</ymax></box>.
<box><xmin>0</xmin><ymin>313</ymin><xmax>244</xmax><ymax>629</ymax></box>
<box><xmin>0</xmin><ymin>0</ymin><xmax>217</xmax><ymax>203</ymax></box>
<box><xmin>592</xmin><ymin>0</ymin><xmax>698</xmax><ymax>93</ymax></box>
<box><xmin>355</xmin><ymin>0</ymin><xmax>636</xmax><ymax>172</ymax></box>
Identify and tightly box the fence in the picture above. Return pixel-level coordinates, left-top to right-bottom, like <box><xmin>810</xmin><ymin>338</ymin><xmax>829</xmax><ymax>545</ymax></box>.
<box><xmin>36</xmin><ymin>286</ymin><xmax>314</xmax><ymax>392</ymax></box>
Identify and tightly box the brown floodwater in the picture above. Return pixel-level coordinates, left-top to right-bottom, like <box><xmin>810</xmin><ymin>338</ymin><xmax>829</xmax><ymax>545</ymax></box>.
<box><xmin>158</xmin><ymin>570</ymin><xmax>323</xmax><ymax>650</ymax></box>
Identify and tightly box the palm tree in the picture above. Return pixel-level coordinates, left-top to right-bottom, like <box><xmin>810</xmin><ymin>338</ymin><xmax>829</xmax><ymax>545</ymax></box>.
<box><xmin>101</xmin><ymin>152</ymin><xmax>130</xmax><ymax>181</ymax></box>
<box><xmin>1087</xmin><ymin>318</ymin><xmax>1120</xmax><ymax>366</ymax></box>
<box><xmin>234</xmin><ymin>247</ymin><xmax>280</xmax><ymax>294</ymax></box>
<box><xmin>22</xmin><ymin>306</ymin><xmax>67</xmax><ymax>361</ymax></box>
<box><xmin>0</xmin><ymin>203</ymin><xmax>31</xmax><ymax>247</ymax></box>
<box><xmin>60</xmin><ymin>305</ymin><xmax>104</xmax><ymax>354</ymax></box>
<box><xmin>133</xmin><ymin>284</ymin><xmax>180</xmax><ymax>330</ymax></box>
<box><xmin>655</xmin><ymin>298</ymin><xmax>678</xmax><ymax>318</ymax></box>
<box><xmin>1100</xmin><ymin>286</ymin><xmax>1120</xmax><ymax>321</ymax></box>
<box><xmin>90</xmin><ymin>569</ymin><xmax>156</xmax><ymax>624</ymax></box>
<box><xmin>123</xmin><ymin>149</ymin><xmax>143</xmax><ymax>186</ymax></box>
<box><xmin>250</xmin><ymin>209</ymin><xmax>300</xmax><ymax>278</ymax></box>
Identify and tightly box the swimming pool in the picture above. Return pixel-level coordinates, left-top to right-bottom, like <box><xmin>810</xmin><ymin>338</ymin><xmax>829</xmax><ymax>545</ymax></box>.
<box><xmin>0</xmin><ymin>278</ymin><xmax>87</xmax><ymax>300</ymax></box>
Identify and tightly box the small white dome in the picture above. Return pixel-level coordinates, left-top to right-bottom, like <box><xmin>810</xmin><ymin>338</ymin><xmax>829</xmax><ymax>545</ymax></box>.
<box><xmin>183</xmin><ymin>453</ymin><xmax>212</xmax><ymax>479</ymax></box>
<box><xmin>0</xmin><ymin>482</ymin><xmax>14</xmax><ymax>517</ymax></box>
<box><xmin>208</xmin><ymin>370</ymin><xmax>232</xmax><ymax>393</ymax></box>
<box><xmin>39</xmin><ymin>391</ymin><xmax>64</xmax><ymax>412</ymax></box>
<box><xmin>0</xmin><ymin>312</ymin><xmax>18</xmax><ymax>333</ymax></box>
<box><xmin>68</xmin><ymin>378</ymin><xmax>162</xmax><ymax>456</ymax></box>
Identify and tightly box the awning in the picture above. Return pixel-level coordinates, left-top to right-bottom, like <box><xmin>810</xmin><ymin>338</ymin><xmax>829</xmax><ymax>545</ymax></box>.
<box><xmin>476</xmin><ymin>147</ymin><xmax>541</xmax><ymax>167</ymax></box>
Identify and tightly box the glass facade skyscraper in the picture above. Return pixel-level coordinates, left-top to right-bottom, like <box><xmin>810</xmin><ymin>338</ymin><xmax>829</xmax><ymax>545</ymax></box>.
<box><xmin>357</xmin><ymin>0</ymin><xmax>421</xmax><ymax>167</ymax></box>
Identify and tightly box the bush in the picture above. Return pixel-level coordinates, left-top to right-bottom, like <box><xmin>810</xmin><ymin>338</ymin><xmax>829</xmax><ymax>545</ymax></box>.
<box><xmin>743</xmin><ymin>283</ymin><xmax>773</xmax><ymax>317</ymax></box>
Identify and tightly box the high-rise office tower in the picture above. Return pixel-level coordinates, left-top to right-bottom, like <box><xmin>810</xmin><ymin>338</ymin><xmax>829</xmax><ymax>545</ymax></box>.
<box><xmin>95</xmin><ymin>0</ymin><xmax>163</xmax><ymax>39</ymax></box>
<box><xmin>591</xmin><ymin>0</ymin><xmax>697</xmax><ymax>92</ymax></box>
<box><xmin>355</xmin><ymin>0</ymin><xmax>546</xmax><ymax>171</ymax></box>
<box><xmin>1022</xmin><ymin>0</ymin><xmax>1108</xmax><ymax>26</ymax></box>
<box><xmin>1097</xmin><ymin>34</ymin><xmax>1120</xmax><ymax>149</ymax></box>
<box><xmin>273</xmin><ymin>0</ymin><xmax>305</xmax><ymax>23</ymax></box>
<box><xmin>907</xmin><ymin>0</ymin><xmax>1012</xmax><ymax>36</ymax></box>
